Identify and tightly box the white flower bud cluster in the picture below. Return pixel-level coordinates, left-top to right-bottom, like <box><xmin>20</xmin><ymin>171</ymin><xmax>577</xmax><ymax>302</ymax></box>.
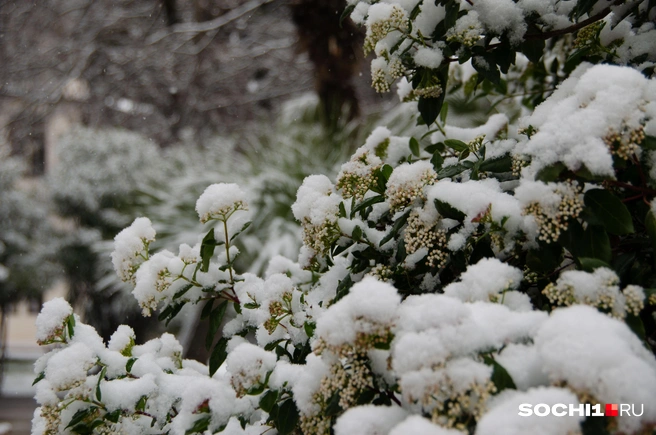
<box><xmin>37</xmin><ymin>405</ymin><xmax>62</xmax><ymax>435</ymax></box>
<box><xmin>511</xmin><ymin>155</ymin><xmax>530</xmax><ymax>177</ymax></box>
<box><xmin>293</xmin><ymin>175</ymin><xmax>341</xmax><ymax>258</ymax></box>
<box><xmin>543</xmin><ymin>268</ymin><xmax>645</xmax><ymax>319</ymax></box>
<box><xmin>523</xmin><ymin>181</ymin><xmax>583</xmax><ymax>243</ymax></box>
<box><xmin>301</xmin><ymin>358</ymin><xmax>374</xmax><ymax>435</ymax></box>
<box><xmin>336</xmin><ymin>151</ymin><xmax>381</xmax><ymax>200</ymax></box>
<box><xmin>367</xmin><ymin>264</ymin><xmax>394</xmax><ymax>282</ymax></box>
<box><xmin>446</xmin><ymin>11</ymin><xmax>483</xmax><ymax>48</ymax></box>
<box><xmin>523</xmin><ymin>267</ymin><xmax>539</xmax><ymax>284</ymax></box>
<box><xmin>230</xmin><ymin>362</ymin><xmax>266</xmax><ymax>397</ymax></box>
<box><xmin>363</xmin><ymin>5</ymin><xmax>408</xmax><ymax>56</ymax></box>
<box><xmin>542</xmin><ymin>282</ymin><xmax>575</xmax><ymax>307</ymax></box>
<box><xmin>386</xmin><ymin>162</ymin><xmax>438</xmax><ymax>212</ymax></box>
<box><xmin>573</xmin><ymin>21</ymin><xmax>604</xmax><ymax>48</ymax></box>
<box><xmin>414</xmin><ymin>84</ymin><xmax>443</xmax><ymax>99</ymax></box>
<box><xmin>263</xmin><ymin>291</ymin><xmax>295</xmax><ymax>334</ymax></box>
<box><xmin>431</xmin><ymin>379</ymin><xmax>496</xmax><ymax>431</ymax></box>
<box><xmin>404</xmin><ymin>211</ymin><xmax>448</xmax><ymax>269</ymax></box>
<box><xmin>35</xmin><ymin>298</ymin><xmax>73</xmax><ymax>345</ymax></box>
<box><xmin>649</xmin><ymin>292</ymin><xmax>656</xmax><ymax>306</ymax></box>
<box><xmin>301</xmin><ymin>217</ymin><xmax>340</xmax><ymax>256</ymax></box>
<box><xmin>300</xmin><ymin>413</ymin><xmax>331</xmax><ymax>435</ymax></box>
<box><xmin>111</xmin><ymin>217</ymin><xmax>156</xmax><ymax>284</ymax></box>
<box><xmin>371</xmin><ymin>55</ymin><xmax>405</xmax><ymax>94</ymax></box>
<box><xmin>401</xmin><ymin>360</ymin><xmax>495</xmax><ymax>431</ymax></box>
<box><xmin>623</xmin><ymin>285</ymin><xmax>645</xmax><ymax>316</ymax></box>
<box><xmin>195</xmin><ymin>183</ymin><xmax>248</xmax><ymax>224</ymax></box>
<box><xmin>603</xmin><ymin>123</ymin><xmax>644</xmax><ymax>160</ymax></box>
<box><xmin>372</xmin><ymin>60</ymin><xmax>391</xmax><ymax>93</ymax></box>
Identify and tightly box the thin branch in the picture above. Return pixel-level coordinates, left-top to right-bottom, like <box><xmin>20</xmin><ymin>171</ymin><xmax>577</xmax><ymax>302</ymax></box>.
<box><xmin>146</xmin><ymin>0</ymin><xmax>274</xmax><ymax>45</ymax></box>
<box><xmin>524</xmin><ymin>0</ymin><xmax>623</xmax><ymax>40</ymax></box>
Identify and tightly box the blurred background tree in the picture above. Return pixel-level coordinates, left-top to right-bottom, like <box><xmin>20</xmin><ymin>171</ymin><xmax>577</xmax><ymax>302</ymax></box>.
<box><xmin>0</xmin><ymin>0</ymin><xmax>389</xmax><ymax>173</ymax></box>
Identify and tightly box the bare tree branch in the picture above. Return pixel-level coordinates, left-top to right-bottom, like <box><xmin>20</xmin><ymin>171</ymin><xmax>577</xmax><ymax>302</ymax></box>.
<box><xmin>146</xmin><ymin>0</ymin><xmax>274</xmax><ymax>44</ymax></box>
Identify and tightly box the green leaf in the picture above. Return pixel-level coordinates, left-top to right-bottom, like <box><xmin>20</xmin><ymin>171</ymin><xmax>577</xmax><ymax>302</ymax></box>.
<box><xmin>209</xmin><ymin>337</ymin><xmax>229</xmax><ymax>377</ymax></box>
<box><xmin>581</xmin><ymin>415</ymin><xmax>611</xmax><ymax>435</ymax></box>
<box><xmin>559</xmin><ymin>220</ymin><xmax>611</xmax><ymax>263</ymax></box>
<box><xmin>96</xmin><ymin>366</ymin><xmax>106</xmax><ymax>401</ymax></box>
<box><xmin>67</xmin><ymin>314</ymin><xmax>76</xmax><ymax>339</ymax></box>
<box><xmin>535</xmin><ymin>163</ymin><xmax>565</xmax><ymax>182</ymax></box>
<box><xmin>338</xmin><ymin>201</ymin><xmax>347</xmax><ymax>218</ymax></box>
<box><xmin>641</xmin><ymin>135</ymin><xmax>656</xmax><ymax>150</ymax></box>
<box><xmin>206</xmin><ymin>301</ymin><xmax>228</xmax><ymax>351</ymax></box>
<box><xmin>276</xmin><ymin>399</ymin><xmax>300</xmax><ymax>435</ymax></box>
<box><xmin>352</xmin><ymin>225</ymin><xmax>363</xmax><ymax>241</ymax></box>
<box><xmin>173</xmin><ymin>283</ymin><xmax>193</xmax><ymax>300</ymax></box>
<box><xmin>520</xmin><ymin>36</ymin><xmax>545</xmax><ymax>63</ymax></box>
<box><xmin>32</xmin><ymin>371</ymin><xmax>45</xmax><ymax>386</ymax></box>
<box><xmin>395</xmin><ymin>238</ymin><xmax>407</xmax><ymax>263</ymax></box>
<box><xmin>185</xmin><ymin>415</ymin><xmax>210</xmax><ymax>435</ymax></box>
<box><xmin>264</xmin><ymin>339</ymin><xmax>286</xmax><ymax>352</ymax></box>
<box><xmin>444</xmin><ymin>139</ymin><xmax>468</xmax><ymax>152</ymax></box>
<box><xmin>157</xmin><ymin>305</ymin><xmax>173</xmax><ymax>322</ymax></box>
<box><xmin>379</xmin><ymin>209</ymin><xmax>412</xmax><ymax>247</ymax></box>
<box><xmin>571</xmin><ymin>0</ymin><xmax>597</xmax><ymax>20</ymax></box>
<box><xmin>418</xmin><ymin>96</ymin><xmax>441</xmax><ymax>126</ymax></box>
<box><xmin>434</xmin><ymin>199</ymin><xmax>466</xmax><ymax>221</ymax></box>
<box><xmin>381</xmin><ymin>164</ymin><xmax>393</xmax><ymax>180</ymax></box>
<box><xmin>304</xmin><ymin>321</ymin><xmax>316</xmax><ymax>339</ymax></box>
<box><xmin>66</xmin><ymin>408</ymin><xmax>95</xmax><ymax>429</ymax></box>
<box><xmin>482</xmin><ymin>355</ymin><xmax>516</xmax><ymax>393</ymax></box>
<box><xmin>444</xmin><ymin>0</ymin><xmax>459</xmax><ymax>29</ymax></box>
<box><xmin>526</xmin><ymin>243</ymin><xmax>563</xmax><ymax>274</ymax></box>
<box><xmin>334</xmin><ymin>274</ymin><xmax>354</xmax><ymax>302</ymax></box>
<box><xmin>578</xmin><ymin>257</ymin><xmax>611</xmax><ymax>272</ymax></box>
<box><xmin>409</xmin><ymin>137</ymin><xmax>420</xmax><ymax>157</ymax></box>
<box><xmin>479</xmin><ymin>155</ymin><xmax>512</xmax><ymax>173</ymax></box>
<box><xmin>325</xmin><ymin>391</ymin><xmax>342</xmax><ymax>417</ymax></box>
<box><xmin>339</xmin><ymin>4</ymin><xmax>355</xmax><ymax>27</ymax></box>
<box><xmin>200</xmin><ymin>228</ymin><xmax>217</xmax><ymax>273</ymax></box>
<box><xmin>564</xmin><ymin>46</ymin><xmax>591</xmax><ymax>74</ymax></box>
<box><xmin>473</xmin><ymin>54</ymin><xmax>501</xmax><ymax>85</ymax></box>
<box><xmin>136</xmin><ymin>395</ymin><xmax>147</xmax><ymax>412</ymax></box>
<box><xmin>440</xmin><ymin>101</ymin><xmax>449</xmax><ymax>124</ymax></box>
<box><xmin>437</xmin><ymin>164</ymin><xmax>467</xmax><ymax>179</ymax></box>
<box><xmin>425</xmin><ymin>142</ymin><xmax>445</xmax><ymax>154</ymax></box>
<box><xmin>200</xmin><ymin>299</ymin><xmax>214</xmax><ymax>320</ymax></box>
<box><xmin>230</xmin><ymin>221</ymin><xmax>252</xmax><ymax>242</ymax></box>
<box><xmin>491</xmin><ymin>39</ymin><xmax>515</xmax><ymax>74</ymax></box>
<box><xmin>625</xmin><ymin>314</ymin><xmax>647</xmax><ymax>343</ymax></box>
<box><xmin>105</xmin><ymin>409</ymin><xmax>121</xmax><ymax>424</ymax></box>
<box><xmin>584</xmin><ymin>189</ymin><xmax>634</xmax><ymax>235</ymax></box>
<box><xmin>645</xmin><ymin>210</ymin><xmax>656</xmax><ymax>258</ymax></box>
<box><xmin>430</xmin><ymin>151</ymin><xmax>444</xmax><ymax>172</ymax></box>
<box><xmin>247</xmin><ymin>383</ymin><xmax>266</xmax><ymax>396</ymax></box>
<box><xmin>164</xmin><ymin>303</ymin><xmax>184</xmax><ymax>326</ymax></box>
<box><xmin>259</xmin><ymin>390</ymin><xmax>279</xmax><ymax>413</ymax></box>
<box><xmin>353</xmin><ymin>195</ymin><xmax>385</xmax><ymax>215</ymax></box>
<box><xmin>126</xmin><ymin>357</ymin><xmax>137</xmax><ymax>373</ymax></box>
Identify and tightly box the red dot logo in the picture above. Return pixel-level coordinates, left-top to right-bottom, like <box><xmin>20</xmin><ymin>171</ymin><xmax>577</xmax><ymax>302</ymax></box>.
<box><xmin>605</xmin><ymin>403</ymin><xmax>618</xmax><ymax>417</ymax></box>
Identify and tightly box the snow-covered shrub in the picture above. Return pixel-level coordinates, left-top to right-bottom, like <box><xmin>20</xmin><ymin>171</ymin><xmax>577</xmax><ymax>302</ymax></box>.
<box><xmin>51</xmin><ymin>126</ymin><xmax>162</xmax><ymax>226</ymax></box>
<box><xmin>0</xmin><ymin>142</ymin><xmax>57</xmax><ymax>306</ymax></box>
<box><xmin>33</xmin><ymin>2</ymin><xmax>656</xmax><ymax>435</ymax></box>
<box><xmin>49</xmin><ymin>126</ymin><xmax>166</xmax><ymax>340</ymax></box>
